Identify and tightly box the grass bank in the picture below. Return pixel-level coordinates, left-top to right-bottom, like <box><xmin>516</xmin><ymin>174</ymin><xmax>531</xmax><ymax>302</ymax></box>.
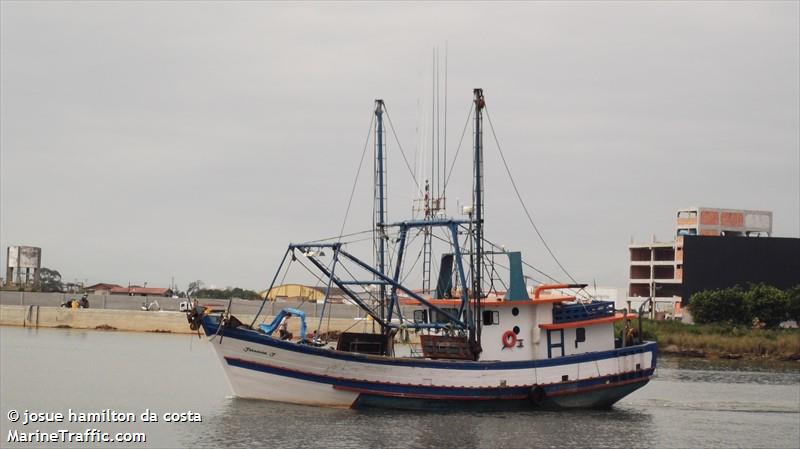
<box><xmin>618</xmin><ymin>319</ymin><xmax>800</xmax><ymax>361</ymax></box>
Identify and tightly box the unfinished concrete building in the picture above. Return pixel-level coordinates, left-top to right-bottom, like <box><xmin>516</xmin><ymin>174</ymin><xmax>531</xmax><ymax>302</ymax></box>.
<box><xmin>627</xmin><ymin>207</ymin><xmax>798</xmax><ymax>320</ymax></box>
<box><xmin>676</xmin><ymin>207</ymin><xmax>772</xmax><ymax>237</ymax></box>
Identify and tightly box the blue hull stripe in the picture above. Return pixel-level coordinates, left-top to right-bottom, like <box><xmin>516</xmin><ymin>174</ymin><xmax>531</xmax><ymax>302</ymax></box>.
<box><xmin>224</xmin><ymin>356</ymin><xmax>654</xmax><ymax>400</ymax></box>
<box><xmin>203</xmin><ymin>316</ymin><xmax>657</xmax><ymax>371</ymax></box>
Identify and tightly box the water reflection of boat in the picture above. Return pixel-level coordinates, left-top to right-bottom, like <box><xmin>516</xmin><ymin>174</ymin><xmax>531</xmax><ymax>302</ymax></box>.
<box><xmin>190</xmin><ymin>89</ymin><xmax>656</xmax><ymax>410</ymax></box>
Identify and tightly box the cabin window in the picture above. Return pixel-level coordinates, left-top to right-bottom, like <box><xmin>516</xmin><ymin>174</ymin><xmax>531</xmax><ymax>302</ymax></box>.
<box><xmin>513</xmin><ymin>326</ymin><xmax>520</xmax><ymax>335</ymax></box>
<box><xmin>575</xmin><ymin>327</ymin><xmax>586</xmax><ymax>348</ymax></box>
<box><xmin>482</xmin><ymin>310</ymin><xmax>500</xmax><ymax>325</ymax></box>
<box><xmin>511</xmin><ymin>307</ymin><xmax>519</xmax><ymax>316</ymax></box>
<box><xmin>413</xmin><ymin>310</ymin><xmax>428</xmax><ymax>323</ymax></box>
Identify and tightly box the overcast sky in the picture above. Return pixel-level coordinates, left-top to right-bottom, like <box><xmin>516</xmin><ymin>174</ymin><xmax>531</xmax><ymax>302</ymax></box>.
<box><xmin>1</xmin><ymin>1</ymin><xmax>798</xmax><ymax>292</ymax></box>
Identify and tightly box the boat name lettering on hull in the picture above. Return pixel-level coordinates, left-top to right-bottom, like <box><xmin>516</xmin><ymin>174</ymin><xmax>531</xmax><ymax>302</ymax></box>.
<box><xmin>244</xmin><ymin>347</ymin><xmax>276</xmax><ymax>357</ymax></box>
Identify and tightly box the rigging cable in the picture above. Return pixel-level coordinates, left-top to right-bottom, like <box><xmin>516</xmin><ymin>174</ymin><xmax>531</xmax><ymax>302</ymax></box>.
<box><xmin>383</xmin><ymin>105</ymin><xmax>422</xmax><ymax>191</ymax></box>
<box><xmin>443</xmin><ymin>231</ymin><xmax>594</xmax><ymax>301</ymax></box>
<box><xmin>260</xmin><ymin>255</ymin><xmax>294</xmax><ymax>324</ymax></box>
<box><xmin>480</xmin><ymin>236</ymin><xmax>560</xmax><ymax>284</ymax></box>
<box><xmin>484</xmin><ymin>106</ymin><xmax>579</xmax><ymax>285</ymax></box>
<box><xmin>294</xmin><ymin>257</ymin><xmax>333</xmax><ymax>289</ymax></box>
<box><xmin>337</xmin><ymin>112</ymin><xmax>376</xmax><ymax>242</ymax></box>
<box><xmin>399</xmin><ymin>229</ymin><xmax>426</xmax><ymax>285</ymax></box>
<box><xmin>307</xmin><ymin>229</ymin><xmax>374</xmax><ymax>244</ymax></box>
<box><xmin>443</xmin><ymin>102</ymin><xmax>474</xmax><ymax>192</ymax></box>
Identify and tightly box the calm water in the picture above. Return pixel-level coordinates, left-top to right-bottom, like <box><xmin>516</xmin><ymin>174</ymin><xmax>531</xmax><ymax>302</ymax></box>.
<box><xmin>1</xmin><ymin>326</ymin><xmax>798</xmax><ymax>449</ymax></box>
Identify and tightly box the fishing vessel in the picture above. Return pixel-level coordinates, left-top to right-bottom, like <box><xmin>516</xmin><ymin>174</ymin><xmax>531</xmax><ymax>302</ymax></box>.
<box><xmin>188</xmin><ymin>89</ymin><xmax>657</xmax><ymax>410</ymax></box>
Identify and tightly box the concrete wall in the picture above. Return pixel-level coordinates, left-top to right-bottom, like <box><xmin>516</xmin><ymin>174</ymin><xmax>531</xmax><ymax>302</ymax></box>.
<box><xmin>0</xmin><ymin>291</ymin><xmax>432</xmax><ymax>340</ymax></box>
<box><xmin>0</xmin><ymin>290</ymin><xmax>419</xmax><ymax>319</ymax></box>
<box><xmin>0</xmin><ymin>305</ymin><xmax>368</xmax><ymax>336</ymax></box>
<box><xmin>0</xmin><ymin>305</ymin><xmax>196</xmax><ymax>333</ymax></box>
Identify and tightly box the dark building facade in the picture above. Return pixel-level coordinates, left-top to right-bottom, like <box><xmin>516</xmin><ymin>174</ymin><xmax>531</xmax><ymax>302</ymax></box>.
<box><xmin>681</xmin><ymin>236</ymin><xmax>800</xmax><ymax>304</ymax></box>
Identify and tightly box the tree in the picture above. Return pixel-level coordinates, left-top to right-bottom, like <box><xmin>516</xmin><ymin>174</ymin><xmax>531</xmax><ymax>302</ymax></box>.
<box><xmin>690</xmin><ymin>284</ymin><xmax>793</xmax><ymax>328</ymax></box>
<box><xmin>37</xmin><ymin>268</ymin><xmax>64</xmax><ymax>293</ymax></box>
<box><xmin>187</xmin><ymin>280</ymin><xmax>203</xmax><ymax>297</ymax></box>
<box><xmin>689</xmin><ymin>286</ymin><xmax>746</xmax><ymax>325</ymax></box>
<box><xmin>744</xmin><ymin>284</ymin><xmax>789</xmax><ymax>328</ymax></box>
<box><xmin>787</xmin><ymin>285</ymin><xmax>800</xmax><ymax>323</ymax></box>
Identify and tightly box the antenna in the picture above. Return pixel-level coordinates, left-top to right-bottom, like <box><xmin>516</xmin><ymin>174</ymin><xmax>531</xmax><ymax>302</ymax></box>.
<box><xmin>442</xmin><ymin>41</ymin><xmax>447</xmax><ymax>203</ymax></box>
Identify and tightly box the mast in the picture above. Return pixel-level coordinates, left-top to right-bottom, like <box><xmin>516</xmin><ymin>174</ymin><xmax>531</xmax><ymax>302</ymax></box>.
<box><xmin>374</xmin><ymin>99</ymin><xmax>387</xmax><ymax>338</ymax></box>
<box><xmin>472</xmin><ymin>88</ymin><xmax>485</xmax><ymax>347</ymax></box>
<box><xmin>422</xmin><ymin>181</ymin><xmax>432</xmax><ymax>294</ymax></box>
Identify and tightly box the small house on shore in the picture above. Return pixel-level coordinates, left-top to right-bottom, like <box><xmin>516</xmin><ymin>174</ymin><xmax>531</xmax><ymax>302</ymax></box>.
<box><xmin>110</xmin><ymin>286</ymin><xmax>173</xmax><ymax>297</ymax></box>
<box><xmin>85</xmin><ymin>283</ymin><xmax>124</xmax><ymax>295</ymax></box>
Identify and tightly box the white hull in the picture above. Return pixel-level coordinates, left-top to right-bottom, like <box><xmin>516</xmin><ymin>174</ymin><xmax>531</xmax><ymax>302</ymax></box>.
<box><xmin>204</xmin><ymin>317</ymin><xmax>656</xmax><ymax>409</ymax></box>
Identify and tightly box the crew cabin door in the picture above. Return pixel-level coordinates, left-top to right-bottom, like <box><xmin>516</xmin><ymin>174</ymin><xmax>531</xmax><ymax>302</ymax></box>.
<box><xmin>546</xmin><ymin>329</ymin><xmax>565</xmax><ymax>358</ymax></box>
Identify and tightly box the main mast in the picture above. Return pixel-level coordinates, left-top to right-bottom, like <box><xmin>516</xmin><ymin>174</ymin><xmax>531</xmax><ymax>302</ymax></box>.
<box><xmin>374</xmin><ymin>99</ymin><xmax>387</xmax><ymax>341</ymax></box>
<box><xmin>472</xmin><ymin>88</ymin><xmax>485</xmax><ymax>347</ymax></box>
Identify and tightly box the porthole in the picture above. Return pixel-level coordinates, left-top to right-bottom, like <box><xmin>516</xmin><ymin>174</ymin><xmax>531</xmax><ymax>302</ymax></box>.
<box><xmin>512</xmin><ymin>307</ymin><xmax>519</xmax><ymax>316</ymax></box>
<box><xmin>513</xmin><ymin>326</ymin><xmax>520</xmax><ymax>335</ymax></box>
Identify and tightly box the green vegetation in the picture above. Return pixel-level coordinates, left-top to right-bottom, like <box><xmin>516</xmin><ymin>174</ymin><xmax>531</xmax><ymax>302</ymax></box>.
<box><xmin>633</xmin><ymin>284</ymin><xmax>800</xmax><ymax>361</ymax></box>
<box><xmin>618</xmin><ymin>319</ymin><xmax>800</xmax><ymax>361</ymax></box>
<box><xmin>194</xmin><ymin>287</ymin><xmax>261</xmax><ymax>301</ymax></box>
<box><xmin>787</xmin><ymin>285</ymin><xmax>800</xmax><ymax>323</ymax></box>
<box><xmin>689</xmin><ymin>284</ymin><xmax>799</xmax><ymax>328</ymax></box>
<box><xmin>184</xmin><ymin>280</ymin><xmax>260</xmax><ymax>300</ymax></box>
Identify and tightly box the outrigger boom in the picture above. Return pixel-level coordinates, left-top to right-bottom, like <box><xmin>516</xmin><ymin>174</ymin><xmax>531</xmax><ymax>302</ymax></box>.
<box><xmin>279</xmin><ymin>217</ymin><xmax>474</xmax><ymax>333</ymax></box>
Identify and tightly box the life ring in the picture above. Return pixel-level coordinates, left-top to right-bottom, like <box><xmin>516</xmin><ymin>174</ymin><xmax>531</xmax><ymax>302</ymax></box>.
<box><xmin>502</xmin><ymin>330</ymin><xmax>517</xmax><ymax>348</ymax></box>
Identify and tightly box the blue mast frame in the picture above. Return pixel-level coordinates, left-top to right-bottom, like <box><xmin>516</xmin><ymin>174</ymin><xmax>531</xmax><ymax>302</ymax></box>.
<box><xmin>287</xmin><ymin>219</ymin><xmax>473</xmax><ymax>331</ymax></box>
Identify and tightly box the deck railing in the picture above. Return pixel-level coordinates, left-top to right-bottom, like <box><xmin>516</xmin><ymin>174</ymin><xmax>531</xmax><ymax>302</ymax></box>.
<box><xmin>552</xmin><ymin>301</ymin><xmax>615</xmax><ymax>323</ymax></box>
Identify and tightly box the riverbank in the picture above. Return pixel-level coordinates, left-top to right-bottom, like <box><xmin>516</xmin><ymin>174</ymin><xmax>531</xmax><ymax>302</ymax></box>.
<box><xmin>629</xmin><ymin>319</ymin><xmax>800</xmax><ymax>361</ymax></box>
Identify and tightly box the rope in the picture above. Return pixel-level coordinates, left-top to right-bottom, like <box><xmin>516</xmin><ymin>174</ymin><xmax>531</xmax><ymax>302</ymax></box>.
<box><xmin>484</xmin><ymin>106</ymin><xmax>579</xmax><ymax>284</ymax></box>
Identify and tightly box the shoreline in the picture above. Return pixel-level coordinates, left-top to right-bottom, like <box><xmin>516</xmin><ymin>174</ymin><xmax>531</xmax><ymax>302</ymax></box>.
<box><xmin>629</xmin><ymin>319</ymin><xmax>800</xmax><ymax>363</ymax></box>
<box><xmin>659</xmin><ymin>344</ymin><xmax>800</xmax><ymax>362</ymax></box>
<box><xmin>4</xmin><ymin>305</ymin><xmax>798</xmax><ymax>363</ymax></box>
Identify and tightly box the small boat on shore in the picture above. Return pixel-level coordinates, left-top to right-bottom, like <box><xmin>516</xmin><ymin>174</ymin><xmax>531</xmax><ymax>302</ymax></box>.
<box><xmin>188</xmin><ymin>89</ymin><xmax>656</xmax><ymax>410</ymax></box>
